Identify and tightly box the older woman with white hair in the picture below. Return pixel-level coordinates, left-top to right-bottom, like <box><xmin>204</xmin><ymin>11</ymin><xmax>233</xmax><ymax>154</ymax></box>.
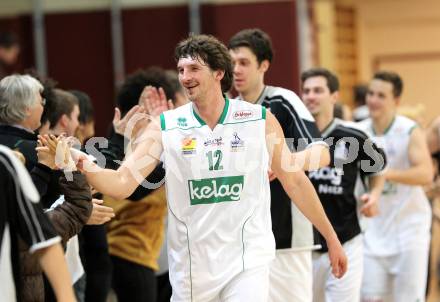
<box><xmin>0</xmin><ymin>74</ymin><xmax>46</xmax><ymax>170</ymax></box>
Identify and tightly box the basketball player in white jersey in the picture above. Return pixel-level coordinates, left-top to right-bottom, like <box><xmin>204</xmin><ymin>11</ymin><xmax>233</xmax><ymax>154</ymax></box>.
<box><xmin>46</xmin><ymin>35</ymin><xmax>347</xmax><ymax>302</ymax></box>
<box><xmin>301</xmin><ymin>68</ymin><xmax>386</xmax><ymax>302</ymax></box>
<box><xmin>358</xmin><ymin>71</ymin><xmax>433</xmax><ymax>302</ymax></box>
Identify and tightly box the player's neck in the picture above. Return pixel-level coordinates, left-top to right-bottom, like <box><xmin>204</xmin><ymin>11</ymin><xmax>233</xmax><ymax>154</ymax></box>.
<box><xmin>240</xmin><ymin>82</ymin><xmax>265</xmax><ymax>104</ymax></box>
<box><xmin>315</xmin><ymin>110</ymin><xmax>334</xmax><ymax>133</ymax></box>
<box><xmin>193</xmin><ymin>93</ymin><xmax>226</xmax><ymax>129</ymax></box>
<box><xmin>372</xmin><ymin>111</ymin><xmax>396</xmax><ymax>135</ymax></box>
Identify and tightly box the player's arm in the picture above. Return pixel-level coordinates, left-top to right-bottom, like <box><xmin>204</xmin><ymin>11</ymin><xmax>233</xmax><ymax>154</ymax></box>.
<box><xmin>265</xmin><ymin>111</ymin><xmax>347</xmax><ymax>278</ymax></box>
<box><xmin>36</xmin><ymin>244</ymin><xmax>76</xmax><ymax>302</ymax></box>
<box><xmin>385</xmin><ymin>127</ymin><xmax>433</xmax><ymax>186</ymax></box>
<box><xmin>359</xmin><ymin>136</ymin><xmax>386</xmax><ymax>217</ymax></box>
<box><xmin>80</xmin><ymin>119</ymin><xmax>163</xmax><ymax>199</ymax></box>
<box><xmin>426</xmin><ymin>116</ymin><xmax>440</xmax><ymax>154</ymax></box>
<box><xmin>360</xmin><ymin>174</ymin><xmax>385</xmax><ymax>217</ymax></box>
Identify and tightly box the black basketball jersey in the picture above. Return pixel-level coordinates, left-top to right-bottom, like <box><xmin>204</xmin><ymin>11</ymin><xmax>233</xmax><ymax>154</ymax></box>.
<box><xmin>254</xmin><ymin>86</ymin><xmax>325</xmax><ymax>249</ymax></box>
<box><xmin>308</xmin><ymin>118</ymin><xmax>386</xmax><ymax>252</ymax></box>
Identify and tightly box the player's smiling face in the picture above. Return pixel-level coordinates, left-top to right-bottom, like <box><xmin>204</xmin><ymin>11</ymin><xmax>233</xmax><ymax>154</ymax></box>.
<box><xmin>366</xmin><ymin>79</ymin><xmax>398</xmax><ymax>119</ymax></box>
<box><xmin>230</xmin><ymin>47</ymin><xmax>267</xmax><ymax>96</ymax></box>
<box><xmin>302</xmin><ymin>76</ymin><xmax>336</xmax><ymax>117</ymax></box>
<box><xmin>177</xmin><ymin>56</ymin><xmax>219</xmax><ymax>102</ymax></box>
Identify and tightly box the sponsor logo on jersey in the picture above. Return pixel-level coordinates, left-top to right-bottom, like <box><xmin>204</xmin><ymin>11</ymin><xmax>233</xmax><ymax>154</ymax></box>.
<box><xmin>177</xmin><ymin>117</ymin><xmax>188</xmax><ymax>127</ymax></box>
<box><xmin>204</xmin><ymin>136</ymin><xmax>223</xmax><ymax>147</ymax></box>
<box><xmin>233</xmin><ymin>110</ymin><xmax>253</xmax><ymax>120</ymax></box>
<box><xmin>230</xmin><ymin>132</ymin><xmax>244</xmax><ymax>152</ymax></box>
<box><xmin>181</xmin><ymin>137</ymin><xmax>197</xmax><ymax>155</ymax></box>
<box><xmin>309</xmin><ymin>167</ymin><xmax>344</xmax><ymax>194</ymax></box>
<box><xmin>188</xmin><ymin>175</ymin><xmax>244</xmax><ymax>205</ymax></box>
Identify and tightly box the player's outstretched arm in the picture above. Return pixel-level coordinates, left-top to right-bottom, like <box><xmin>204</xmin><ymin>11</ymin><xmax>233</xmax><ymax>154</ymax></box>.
<box><xmin>265</xmin><ymin>111</ymin><xmax>347</xmax><ymax>278</ymax></box>
<box><xmin>80</xmin><ymin>119</ymin><xmax>163</xmax><ymax>199</ymax></box>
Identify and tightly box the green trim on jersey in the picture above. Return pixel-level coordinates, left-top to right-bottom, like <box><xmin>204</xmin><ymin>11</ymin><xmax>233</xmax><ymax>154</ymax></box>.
<box><xmin>192</xmin><ymin>107</ymin><xmax>206</xmax><ymax>126</ymax></box>
<box><xmin>160</xmin><ymin>113</ymin><xmax>166</xmax><ymax>130</ymax></box>
<box><xmin>192</xmin><ymin>96</ymin><xmax>230</xmax><ymax>126</ymax></box>
<box><xmin>372</xmin><ymin>116</ymin><xmax>396</xmax><ymax>135</ymax></box>
<box><xmin>408</xmin><ymin>124</ymin><xmax>418</xmax><ymax>134</ymax></box>
<box><xmin>218</xmin><ymin>95</ymin><xmax>230</xmax><ymax>124</ymax></box>
<box><xmin>262</xmin><ymin>106</ymin><xmax>266</xmax><ymax>120</ymax></box>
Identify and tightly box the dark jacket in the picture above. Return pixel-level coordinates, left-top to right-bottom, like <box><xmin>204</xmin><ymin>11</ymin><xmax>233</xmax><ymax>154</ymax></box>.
<box><xmin>0</xmin><ymin>125</ymin><xmax>62</xmax><ymax>207</ymax></box>
<box><xmin>19</xmin><ymin>172</ymin><xmax>92</xmax><ymax>302</ymax></box>
<box><xmin>0</xmin><ymin>125</ymin><xmax>92</xmax><ymax>301</ymax></box>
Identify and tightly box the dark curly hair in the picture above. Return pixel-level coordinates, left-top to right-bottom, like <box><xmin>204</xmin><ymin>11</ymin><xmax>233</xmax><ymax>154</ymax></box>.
<box><xmin>116</xmin><ymin>66</ymin><xmax>175</xmax><ymax>117</ymax></box>
<box><xmin>174</xmin><ymin>34</ymin><xmax>233</xmax><ymax>93</ymax></box>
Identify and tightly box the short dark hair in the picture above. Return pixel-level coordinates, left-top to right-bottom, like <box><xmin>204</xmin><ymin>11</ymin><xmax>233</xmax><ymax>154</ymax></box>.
<box><xmin>48</xmin><ymin>89</ymin><xmax>78</xmax><ymax>129</ymax></box>
<box><xmin>228</xmin><ymin>28</ymin><xmax>273</xmax><ymax>64</ymax></box>
<box><xmin>373</xmin><ymin>71</ymin><xmax>403</xmax><ymax>97</ymax></box>
<box><xmin>175</xmin><ymin>34</ymin><xmax>233</xmax><ymax>93</ymax></box>
<box><xmin>70</xmin><ymin>90</ymin><xmax>94</xmax><ymax>124</ymax></box>
<box><xmin>116</xmin><ymin>66</ymin><xmax>175</xmax><ymax>116</ymax></box>
<box><xmin>353</xmin><ymin>84</ymin><xmax>368</xmax><ymax>106</ymax></box>
<box><xmin>0</xmin><ymin>32</ymin><xmax>19</xmax><ymax>49</ymax></box>
<box><xmin>301</xmin><ymin>68</ymin><xmax>339</xmax><ymax>93</ymax></box>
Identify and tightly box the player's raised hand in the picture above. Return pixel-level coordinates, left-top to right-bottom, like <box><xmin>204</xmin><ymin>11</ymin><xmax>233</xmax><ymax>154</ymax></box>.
<box><xmin>140</xmin><ymin>86</ymin><xmax>174</xmax><ymax>116</ymax></box>
<box><xmin>113</xmin><ymin>105</ymin><xmax>146</xmax><ymax>137</ymax></box>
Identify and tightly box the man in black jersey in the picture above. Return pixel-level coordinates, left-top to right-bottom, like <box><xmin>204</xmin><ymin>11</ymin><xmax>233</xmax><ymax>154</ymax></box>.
<box><xmin>228</xmin><ymin>29</ymin><xmax>331</xmax><ymax>302</ymax></box>
<box><xmin>301</xmin><ymin>68</ymin><xmax>385</xmax><ymax>302</ymax></box>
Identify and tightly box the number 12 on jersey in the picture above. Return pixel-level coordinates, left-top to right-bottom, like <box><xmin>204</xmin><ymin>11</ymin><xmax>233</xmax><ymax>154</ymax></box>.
<box><xmin>206</xmin><ymin>150</ymin><xmax>223</xmax><ymax>171</ymax></box>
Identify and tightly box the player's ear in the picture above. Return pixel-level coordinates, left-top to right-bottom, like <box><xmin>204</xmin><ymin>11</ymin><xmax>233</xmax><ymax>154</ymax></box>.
<box><xmin>331</xmin><ymin>91</ymin><xmax>339</xmax><ymax>105</ymax></box>
<box><xmin>259</xmin><ymin>60</ymin><xmax>270</xmax><ymax>73</ymax></box>
<box><xmin>214</xmin><ymin>69</ymin><xmax>225</xmax><ymax>81</ymax></box>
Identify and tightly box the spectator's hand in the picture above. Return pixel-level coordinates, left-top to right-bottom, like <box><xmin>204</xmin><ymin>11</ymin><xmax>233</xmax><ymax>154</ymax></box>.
<box><xmin>113</xmin><ymin>105</ymin><xmax>146</xmax><ymax>136</ymax></box>
<box><xmin>36</xmin><ymin>139</ymin><xmax>57</xmax><ymax>169</ymax></box>
<box><xmin>38</xmin><ymin>134</ymin><xmax>76</xmax><ymax>171</ymax></box>
<box><xmin>87</xmin><ymin>199</ymin><xmax>115</xmax><ymax>225</ymax></box>
<box><xmin>140</xmin><ymin>86</ymin><xmax>174</xmax><ymax>116</ymax></box>
<box><xmin>360</xmin><ymin>193</ymin><xmax>379</xmax><ymax>217</ymax></box>
<box><xmin>38</xmin><ymin>134</ymin><xmax>60</xmax><ymax>155</ymax></box>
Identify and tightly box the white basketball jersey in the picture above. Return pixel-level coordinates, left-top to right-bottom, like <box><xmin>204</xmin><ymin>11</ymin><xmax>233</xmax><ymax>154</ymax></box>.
<box><xmin>160</xmin><ymin>98</ymin><xmax>275</xmax><ymax>300</ymax></box>
<box><xmin>358</xmin><ymin>115</ymin><xmax>431</xmax><ymax>256</ymax></box>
